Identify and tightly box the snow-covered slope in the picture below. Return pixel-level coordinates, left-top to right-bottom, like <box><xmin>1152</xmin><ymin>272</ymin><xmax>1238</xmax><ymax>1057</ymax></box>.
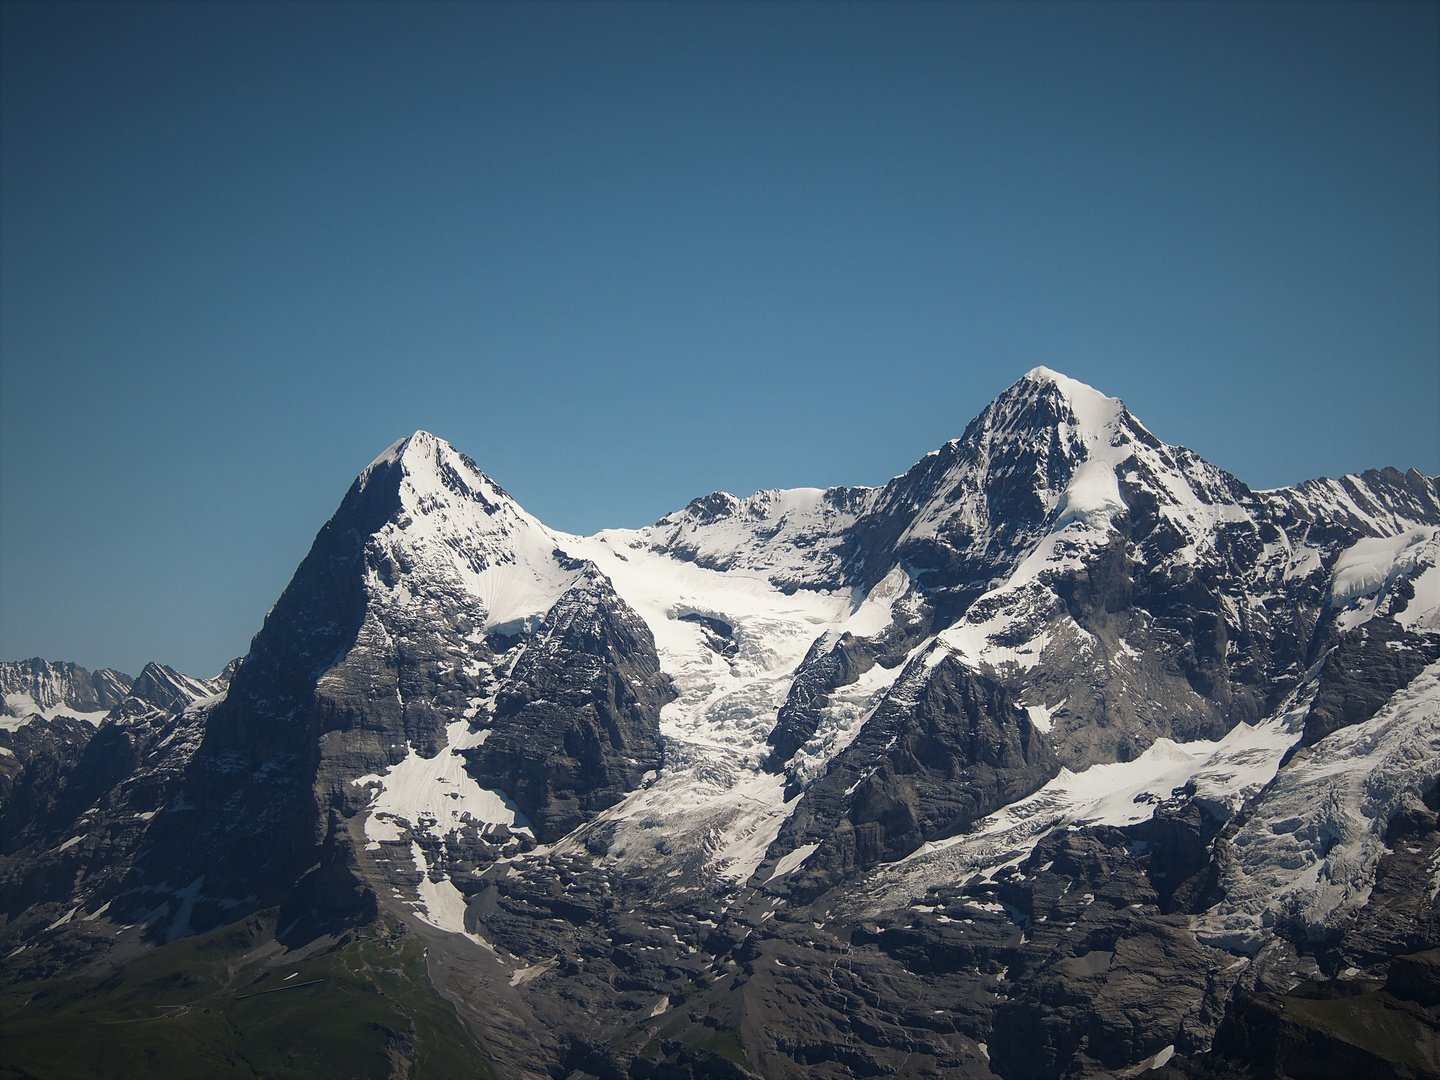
<box><xmin>550</xmin><ymin>531</ymin><xmax>904</xmax><ymax>885</ymax></box>
<box><xmin>640</xmin><ymin>485</ymin><xmax>873</xmax><ymax>590</ymax></box>
<box><xmin>363</xmin><ymin>431</ymin><xmax>584</xmax><ymax>632</ymax></box>
<box><xmin>1196</xmin><ymin>659</ymin><xmax>1440</xmax><ymax>954</ymax></box>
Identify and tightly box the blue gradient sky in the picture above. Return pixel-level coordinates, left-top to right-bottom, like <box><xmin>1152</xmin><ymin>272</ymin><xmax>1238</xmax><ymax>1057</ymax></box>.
<box><xmin>2</xmin><ymin>1</ymin><xmax>1437</xmax><ymax>677</ymax></box>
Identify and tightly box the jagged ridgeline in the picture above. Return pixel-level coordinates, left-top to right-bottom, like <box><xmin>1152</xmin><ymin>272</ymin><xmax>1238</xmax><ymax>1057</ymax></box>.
<box><xmin>3</xmin><ymin>369</ymin><xmax>1438</xmax><ymax>1080</ymax></box>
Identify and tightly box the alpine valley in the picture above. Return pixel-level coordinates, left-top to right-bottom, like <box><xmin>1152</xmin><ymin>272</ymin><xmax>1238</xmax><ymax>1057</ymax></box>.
<box><xmin>3</xmin><ymin>369</ymin><xmax>1438</xmax><ymax>1080</ymax></box>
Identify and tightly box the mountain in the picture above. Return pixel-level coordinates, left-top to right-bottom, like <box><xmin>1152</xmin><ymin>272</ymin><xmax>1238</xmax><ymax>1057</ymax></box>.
<box><xmin>1</xmin><ymin>658</ymin><xmax>131</xmax><ymax>727</ymax></box>
<box><xmin>1</xmin><ymin>369</ymin><xmax>1437</xmax><ymax>1080</ymax></box>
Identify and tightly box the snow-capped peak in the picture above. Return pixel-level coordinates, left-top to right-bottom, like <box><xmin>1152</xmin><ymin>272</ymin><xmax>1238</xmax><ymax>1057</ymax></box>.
<box><xmin>1021</xmin><ymin>365</ymin><xmax>1115</xmax><ymax>409</ymax></box>
<box><xmin>358</xmin><ymin>430</ymin><xmax>582</xmax><ymax>632</ymax></box>
<box><xmin>362</xmin><ymin>430</ymin><xmax>507</xmax><ymax>502</ymax></box>
<box><xmin>1002</xmin><ymin>368</ymin><xmax>1127</xmax><ymax>450</ymax></box>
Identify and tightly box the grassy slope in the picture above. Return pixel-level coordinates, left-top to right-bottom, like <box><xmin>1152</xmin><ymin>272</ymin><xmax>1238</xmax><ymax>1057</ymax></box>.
<box><xmin>0</xmin><ymin>913</ymin><xmax>496</xmax><ymax>1080</ymax></box>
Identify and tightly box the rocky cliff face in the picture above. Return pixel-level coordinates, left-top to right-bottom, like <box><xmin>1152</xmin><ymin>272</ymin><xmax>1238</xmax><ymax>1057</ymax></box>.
<box><xmin>1</xmin><ymin>658</ymin><xmax>131</xmax><ymax>723</ymax></box>
<box><xmin>2</xmin><ymin>370</ymin><xmax>1437</xmax><ymax>1080</ymax></box>
<box><xmin>0</xmin><ymin>661</ymin><xmax>227</xmax><ymax>962</ymax></box>
<box><xmin>464</xmin><ymin>563</ymin><xmax>673</xmax><ymax>843</ymax></box>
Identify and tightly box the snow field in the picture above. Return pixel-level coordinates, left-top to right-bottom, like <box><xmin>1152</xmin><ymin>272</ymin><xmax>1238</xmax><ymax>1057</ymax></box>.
<box><xmin>353</xmin><ymin>719</ymin><xmax>533</xmax><ymax>844</ymax></box>
<box><xmin>840</xmin><ymin>690</ymin><xmax>1316</xmax><ymax>918</ymax></box>
<box><xmin>2</xmin><ymin>692</ymin><xmax>110</xmax><ymax>729</ymax></box>
<box><xmin>544</xmin><ymin>533</ymin><xmax>911</xmax><ymax>884</ymax></box>
<box><xmin>1195</xmin><ymin>660</ymin><xmax>1440</xmax><ymax>953</ymax></box>
<box><xmin>1324</xmin><ymin>527</ymin><xmax>1439</xmax><ymax>633</ymax></box>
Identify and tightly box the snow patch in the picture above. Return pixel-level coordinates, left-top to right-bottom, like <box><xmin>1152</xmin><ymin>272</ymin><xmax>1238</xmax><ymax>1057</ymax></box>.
<box><xmin>1023</xmin><ymin>703</ymin><xmax>1055</xmax><ymax>733</ymax></box>
<box><xmin>410</xmin><ymin>842</ymin><xmax>491</xmax><ymax>948</ymax></box>
<box><xmin>1327</xmin><ymin>528</ymin><xmax>1438</xmax><ymax>632</ymax></box>
<box><xmin>768</xmin><ymin>843</ymin><xmax>820</xmax><ymax>882</ymax></box>
<box><xmin>843</xmin><ymin>566</ymin><xmax>909</xmax><ymax>639</ymax></box>
<box><xmin>354</xmin><ymin>720</ymin><xmax>533</xmax><ymax>844</ymax></box>
<box><xmin>45</xmin><ymin>906</ymin><xmax>80</xmax><ymax>931</ymax></box>
<box><xmin>508</xmin><ymin>958</ymin><xmax>555</xmax><ymax>986</ymax></box>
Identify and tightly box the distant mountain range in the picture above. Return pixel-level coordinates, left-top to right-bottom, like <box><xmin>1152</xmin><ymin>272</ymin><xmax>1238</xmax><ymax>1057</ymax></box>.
<box><xmin>3</xmin><ymin>368</ymin><xmax>1437</xmax><ymax>1080</ymax></box>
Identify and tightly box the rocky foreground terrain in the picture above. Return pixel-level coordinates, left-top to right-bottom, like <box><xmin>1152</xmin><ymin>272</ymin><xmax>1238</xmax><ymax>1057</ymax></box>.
<box><xmin>2</xmin><ymin>369</ymin><xmax>1437</xmax><ymax>1079</ymax></box>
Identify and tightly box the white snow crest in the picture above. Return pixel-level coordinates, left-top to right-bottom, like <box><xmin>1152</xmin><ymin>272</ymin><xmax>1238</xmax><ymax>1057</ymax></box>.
<box><xmin>1021</xmin><ymin>367</ymin><xmax>1126</xmax><ymax>445</ymax></box>
<box><xmin>1</xmin><ymin>691</ymin><xmax>111</xmax><ymax>730</ymax></box>
<box><xmin>1324</xmin><ymin>528</ymin><xmax>1440</xmax><ymax>633</ymax></box>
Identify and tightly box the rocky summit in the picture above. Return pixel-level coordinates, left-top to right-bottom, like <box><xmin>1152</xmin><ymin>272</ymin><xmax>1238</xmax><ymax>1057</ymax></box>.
<box><xmin>2</xmin><ymin>369</ymin><xmax>1438</xmax><ymax>1080</ymax></box>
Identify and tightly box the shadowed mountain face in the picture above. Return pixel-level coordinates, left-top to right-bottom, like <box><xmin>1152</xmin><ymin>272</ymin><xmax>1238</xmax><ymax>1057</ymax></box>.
<box><xmin>2</xmin><ymin>371</ymin><xmax>1438</xmax><ymax>1080</ymax></box>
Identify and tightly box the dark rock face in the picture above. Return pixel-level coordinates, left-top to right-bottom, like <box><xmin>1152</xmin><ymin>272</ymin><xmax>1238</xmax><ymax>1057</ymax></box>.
<box><xmin>1388</xmin><ymin>949</ymin><xmax>1440</xmax><ymax>1008</ymax></box>
<box><xmin>464</xmin><ymin>567</ymin><xmax>674</xmax><ymax>843</ymax></box>
<box><xmin>136</xmin><ymin>459</ymin><xmax>406</xmax><ymax>913</ymax></box>
<box><xmin>1183</xmin><ymin>979</ymin><xmax>1440</xmax><ymax>1080</ymax></box>
<box><xmin>0</xmin><ymin>663</ymin><xmax>225</xmax><ymax>972</ymax></box>
<box><xmin>520</xmin><ymin>795</ymin><xmax>1236</xmax><ymax>1080</ymax></box>
<box><xmin>771</xmin><ymin>655</ymin><xmax>1058</xmax><ymax>901</ymax></box>
<box><xmin>1300</xmin><ymin>617</ymin><xmax>1440</xmax><ymax>747</ymax></box>
<box><xmin>984</xmin><ymin>821</ymin><xmax>1233</xmax><ymax>1079</ymax></box>
<box><xmin>0</xmin><ymin>715</ymin><xmax>96</xmax><ymax>854</ymax></box>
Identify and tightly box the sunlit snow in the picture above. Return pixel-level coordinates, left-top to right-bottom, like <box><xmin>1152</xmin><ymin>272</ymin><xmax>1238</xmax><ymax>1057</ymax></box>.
<box><xmin>353</xmin><ymin>720</ymin><xmax>532</xmax><ymax>843</ymax></box>
<box><xmin>839</xmin><ymin>686</ymin><xmax>1316</xmax><ymax>917</ymax></box>
<box><xmin>1195</xmin><ymin>660</ymin><xmax>1440</xmax><ymax>953</ymax></box>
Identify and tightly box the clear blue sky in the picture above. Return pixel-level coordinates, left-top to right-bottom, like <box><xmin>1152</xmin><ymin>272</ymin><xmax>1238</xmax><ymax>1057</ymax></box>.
<box><xmin>2</xmin><ymin>1</ymin><xmax>1437</xmax><ymax>678</ymax></box>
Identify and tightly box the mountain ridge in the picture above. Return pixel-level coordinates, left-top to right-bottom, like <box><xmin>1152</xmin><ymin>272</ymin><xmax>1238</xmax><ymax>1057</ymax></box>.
<box><xmin>2</xmin><ymin>369</ymin><xmax>1437</xmax><ymax>1080</ymax></box>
